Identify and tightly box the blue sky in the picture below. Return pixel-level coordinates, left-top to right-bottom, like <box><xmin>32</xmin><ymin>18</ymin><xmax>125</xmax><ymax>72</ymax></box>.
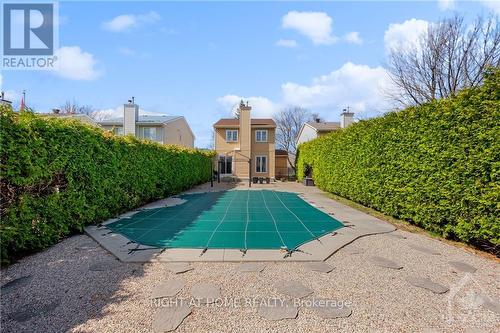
<box><xmin>1</xmin><ymin>1</ymin><xmax>498</xmax><ymax>147</ymax></box>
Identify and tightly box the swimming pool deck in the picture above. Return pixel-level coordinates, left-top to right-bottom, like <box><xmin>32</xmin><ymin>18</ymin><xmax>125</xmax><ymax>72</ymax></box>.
<box><xmin>85</xmin><ymin>182</ymin><xmax>395</xmax><ymax>262</ymax></box>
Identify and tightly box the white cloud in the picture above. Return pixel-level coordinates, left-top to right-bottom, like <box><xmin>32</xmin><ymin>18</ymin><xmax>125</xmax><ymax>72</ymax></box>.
<box><xmin>0</xmin><ymin>75</ymin><xmax>22</xmax><ymax>104</ymax></box>
<box><xmin>481</xmin><ymin>1</ymin><xmax>500</xmax><ymax>14</ymax></box>
<box><xmin>384</xmin><ymin>18</ymin><xmax>429</xmax><ymax>52</ymax></box>
<box><xmin>4</xmin><ymin>90</ymin><xmax>21</xmax><ymax>103</ymax></box>
<box><xmin>53</xmin><ymin>46</ymin><xmax>101</xmax><ymax>80</ymax></box>
<box><xmin>275</xmin><ymin>39</ymin><xmax>298</xmax><ymax>48</ymax></box>
<box><xmin>343</xmin><ymin>31</ymin><xmax>363</xmax><ymax>45</ymax></box>
<box><xmin>216</xmin><ymin>63</ymin><xmax>393</xmax><ymax>119</ymax></box>
<box><xmin>281</xmin><ymin>62</ymin><xmax>391</xmax><ymax>114</ymax></box>
<box><xmin>282</xmin><ymin>11</ymin><xmax>338</xmax><ymax>45</ymax></box>
<box><xmin>438</xmin><ymin>0</ymin><xmax>455</xmax><ymax>11</ymax></box>
<box><xmin>217</xmin><ymin>95</ymin><xmax>280</xmax><ymax>118</ymax></box>
<box><xmin>101</xmin><ymin>11</ymin><xmax>161</xmax><ymax>32</ymax></box>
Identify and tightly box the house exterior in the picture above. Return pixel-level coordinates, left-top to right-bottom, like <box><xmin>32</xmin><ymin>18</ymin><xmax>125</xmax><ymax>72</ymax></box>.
<box><xmin>46</xmin><ymin>112</ymin><xmax>102</xmax><ymax>127</ymax></box>
<box><xmin>296</xmin><ymin>110</ymin><xmax>354</xmax><ymax>145</ymax></box>
<box><xmin>98</xmin><ymin>103</ymin><xmax>195</xmax><ymax>148</ymax></box>
<box><xmin>213</xmin><ymin>101</ymin><xmax>277</xmax><ymax>180</ymax></box>
<box><xmin>0</xmin><ymin>92</ymin><xmax>12</xmax><ymax>106</ymax></box>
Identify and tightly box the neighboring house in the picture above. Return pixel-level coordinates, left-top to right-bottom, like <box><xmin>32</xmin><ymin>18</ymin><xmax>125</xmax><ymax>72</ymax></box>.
<box><xmin>0</xmin><ymin>92</ymin><xmax>12</xmax><ymax>106</ymax></box>
<box><xmin>213</xmin><ymin>101</ymin><xmax>278</xmax><ymax>180</ymax></box>
<box><xmin>98</xmin><ymin>103</ymin><xmax>195</xmax><ymax>148</ymax></box>
<box><xmin>296</xmin><ymin>110</ymin><xmax>354</xmax><ymax>145</ymax></box>
<box><xmin>46</xmin><ymin>111</ymin><xmax>101</xmax><ymax>127</ymax></box>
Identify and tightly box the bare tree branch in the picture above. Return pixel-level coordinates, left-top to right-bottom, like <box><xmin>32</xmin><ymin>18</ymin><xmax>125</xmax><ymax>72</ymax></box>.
<box><xmin>386</xmin><ymin>14</ymin><xmax>500</xmax><ymax>107</ymax></box>
<box><xmin>60</xmin><ymin>100</ymin><xmax>94</xmax><ymax>116</ymax></box>
<box><xmin>274</xmin><ymin>107</ymin><xmax>311</xmax><ymax>171</ymax></box>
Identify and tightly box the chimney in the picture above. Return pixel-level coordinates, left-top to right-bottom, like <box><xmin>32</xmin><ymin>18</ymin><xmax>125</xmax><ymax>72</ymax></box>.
<box><xmin>123</xmin><ymin>101</ymin><xmax>139</xmax><ymax>136</ymax></box>
<box><xmin>238</xmin><ymin>100</ymin><xmax>252</xmax><ymax>177</ymax></box>
<box><xmin>340</xmin><ymin>108</ymin><xmax>354</xmax><ymax>128</ymax></box>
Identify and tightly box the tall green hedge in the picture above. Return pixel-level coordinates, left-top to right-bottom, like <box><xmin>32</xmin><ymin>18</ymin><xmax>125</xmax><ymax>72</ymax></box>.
<box><xmin>0</xmin><ymin>107</ymin><xmax>214</xmax><ymax>264</ymax></box>
<box><xmin>297</xmin><ymin>69</ymin><xmax>499</xmax><ymax>251</ymax></box>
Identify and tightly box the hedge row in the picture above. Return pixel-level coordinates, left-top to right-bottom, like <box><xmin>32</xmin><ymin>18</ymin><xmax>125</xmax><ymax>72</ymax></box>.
<box><xmin>0</xmin><ymin>107</ymin><xmax>214</xmax><ymax>264</ymax></box>
<box><xmin>297</xmin><ymin>69</ymin><xmax>499</xmax><ymax>251</ymax></box>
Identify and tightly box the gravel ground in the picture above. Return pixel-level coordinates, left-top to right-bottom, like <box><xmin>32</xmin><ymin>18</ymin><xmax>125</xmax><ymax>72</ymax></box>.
<box><xmin>1</xmin><ymin>185</ymin><xmax>499</xmax><ymax>333</ymax></box>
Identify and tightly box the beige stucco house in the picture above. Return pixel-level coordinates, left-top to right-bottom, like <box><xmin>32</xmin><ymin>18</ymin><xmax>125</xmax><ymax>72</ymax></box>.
<box><xmin>99</xmin><ymin>103</ymin><xmax>195</xmax><ymax>148</ymax></box>
<box><xmin>213</xmin><ymin>101</ymin><xmax>279</xmax><ymax>180</ymax></box>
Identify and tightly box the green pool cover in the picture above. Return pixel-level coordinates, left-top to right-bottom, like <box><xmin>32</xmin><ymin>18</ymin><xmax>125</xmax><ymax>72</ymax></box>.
<box><xmin>106</xmin><ymin>190</ymin><xmax>344</xmax><ymax>250</ymax></box>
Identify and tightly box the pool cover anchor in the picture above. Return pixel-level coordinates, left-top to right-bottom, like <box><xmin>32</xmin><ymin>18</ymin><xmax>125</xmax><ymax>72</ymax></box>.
<box><xmin>283</xmin><ymin>248</ymin><xmax>309</xmax><ymax>258</ymax></box>
<box><xmin>199</xmin><ymin>248</ymin><xmax>208</xmax><ymax>257</ymax></box>
<box><xmin>240</xmin><ymin>249</ymin><xmax>247</xmax><ymax>257</ymax></box>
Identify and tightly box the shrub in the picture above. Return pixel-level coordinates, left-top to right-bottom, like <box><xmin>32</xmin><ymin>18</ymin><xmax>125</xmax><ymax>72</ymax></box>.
<box><xmin>0</xmin><ymin>107</ymin><xmax>214</xmax><ymax>264</ymax></box>
<box><xmin>297</xmin><ymin>69</ymin><xmax>499</xmax><ymax>252</ymax></box>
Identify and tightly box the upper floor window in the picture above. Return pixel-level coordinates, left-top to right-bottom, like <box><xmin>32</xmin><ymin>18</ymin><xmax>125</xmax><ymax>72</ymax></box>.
<box><xmin>255</xmin><ymin>130</ymin><xmax>268</xmax><ymax>142</ymax></box>
<box><xmin>226</xmin><ymin>129</ymin><xmax>238</xmax><ymax>142</ymax></box>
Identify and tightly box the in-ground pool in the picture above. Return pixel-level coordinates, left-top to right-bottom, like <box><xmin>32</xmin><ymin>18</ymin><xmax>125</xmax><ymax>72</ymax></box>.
<box><xmin>106</xmin><ymin>190</ymin><xmax>344</xmax><ymax>251</ymax></box>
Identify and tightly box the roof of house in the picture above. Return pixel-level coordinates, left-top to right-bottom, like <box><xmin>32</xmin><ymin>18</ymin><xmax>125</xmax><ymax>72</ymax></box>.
<box><xmin>306</xmin><ymin>121</ymin><xmax>341</xmax><ymax>131</ymax></box>
<box><xmin>275</xmin><ymin>149</ymin><xmax>288</xmax><ymax>156</ymax></box>
<box><xmin>43</xmin><ymin>113</ymin><xmax>101</xmax><ymax>127</ymax></box>
<box><xmin>99</xmin><ymin>115</ymin><xmax>182</xmax><ymax>125</ymax></box>
<box><xmin>213</xmin><ymin>118</ymin><xmax>276</xmax><ymax>127</ymax></box>
<box><xmin>295</xmin><ymin>121</ymin><xmax>342</xmax><ymax>144</ymax></box>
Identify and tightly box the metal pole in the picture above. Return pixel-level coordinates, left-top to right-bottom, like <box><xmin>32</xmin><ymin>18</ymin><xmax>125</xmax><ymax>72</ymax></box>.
<box><xmin>210</xmin><ymin>158</ymin><xmax>214</xmax><ymax>187</ymax></box>
<box><xmin>248</xmin><ymin>159</ymin><xmax>251</xmax><ymax>188</ymax></box>
<box><xmin>217</xmin><ymin>159</ymin><xmax>221</xmax><ymax>183</ymax></box>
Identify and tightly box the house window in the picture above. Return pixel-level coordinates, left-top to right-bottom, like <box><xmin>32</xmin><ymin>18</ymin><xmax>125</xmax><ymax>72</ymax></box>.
<box><xmin>256</xmin><ymin>155</ymin><xmax>267</xmax><ymax>173</ymax></box>
<box><xmin>226</xmin><ymin>129</ymin><xmax>238</xmax><ymax>142</ymax></box>
<box><xmin>219</xmin><ymin>155</ymin><xmax>233</xmax><ymax>174</ymax></box>
<box><xmin>113</xmin><ymin>126</ymin><xmax>123</xmax><ymax>135</ymax></box>
<box><xmin>140</xmin><ymin>127</ymin><xmax>157</xmax><ymax>141</ymax></box>
<box><xmin>255</xmin><ymin>130</ymin><xmax>268</xmax><ymax>142</ymax></box>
